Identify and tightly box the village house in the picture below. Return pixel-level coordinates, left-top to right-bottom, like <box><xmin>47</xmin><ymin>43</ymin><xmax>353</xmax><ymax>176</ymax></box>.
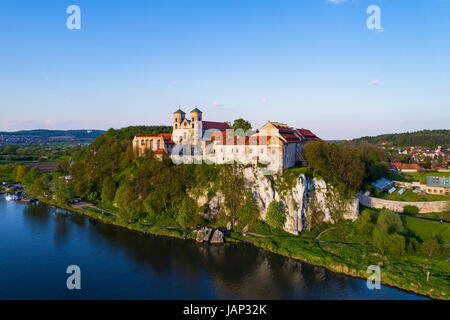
<box><xmin>425</xmin><ymin>176</ymin><xmax>450</xmax><ymax>196</ymax></box>
<box><xmin>133</xmin><ymin>108</ymin><xmax>319</xmax><ymax>171</ymax></box>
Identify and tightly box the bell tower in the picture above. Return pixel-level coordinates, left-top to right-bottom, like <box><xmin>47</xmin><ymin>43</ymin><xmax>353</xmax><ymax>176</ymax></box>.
<box><xmin>173</xmin><ymin>109</ymin><xmax>185</xmax><ymax>130</ymax></box>
<box><xmin>190</xmin><ymin>107</ymin><xmax>203</xmax><ymax>143</ymax></box>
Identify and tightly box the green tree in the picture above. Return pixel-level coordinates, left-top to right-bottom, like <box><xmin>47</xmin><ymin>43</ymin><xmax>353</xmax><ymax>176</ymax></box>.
<box><xmin>403</xmin><ymin>205</ymin><xmax>419</xmax><ymax>216</ymax></box>
<box><xmin>101</xmin><ymin>176</ymin><xmax>116</xmax><ymax>204</ymax></box>
<box><xmin>421</xmin><ymin>237</ymin><xmax>441</xmax><ymax>257</ymax></box>
<box><xmin>25</xmin><ymin>174</ymin><xmax>51</xmax><ymax>198</ymax></box>
<box><xmin>23</xmin><ymin>167</ymin><xmax>41</xmax><ymax>186</ymax></box>
<box><xmin>377</xmin><ymin>210</ymin><xmax>405</xmax><ymax>235</ymax></box>
<box><xmin>372</xmin><ymin>227</ymin><xmax>406</xmax><ymax>255</ymax></box>
<box><xmin>176</xmin><ymin>197</ymin><xmax>200</xmax><ymax>228</ymax></box>
<box><xmin>236</xmin><ymin>190</ymin><xmax>260</xmax><ymax>226</ymax></box>
<box><xmin>231</xmin><ymin>118</ymin><xmax>252</xmax><ymax>135</ymax></box>
<box><xmin>53</xmin><ymin>177</ymin><xmax>74</xmax><ymax>204</ymax></box>
<box><xmin>266</xmin><ymin>201</ymin><xmax>286</xmax><ymax>230</ymax></box>
<box><xmin>357</xmin><ymin>209</ymin><xmax>373</xmax><ymax>237</ymax></box>
<box><xmin>303</xmin><ymin>141</ymin><xmax>366</xmax><ymax>192</ymax></box>
<box><xmin>15</xmin><ymin>165</ymin><xmax>27</xmax><ymax>183</ymax></box>
<box><xmin>113</xmin><ymin>183</ymin><xmax>136</xmax><ymax>220</ymax></box>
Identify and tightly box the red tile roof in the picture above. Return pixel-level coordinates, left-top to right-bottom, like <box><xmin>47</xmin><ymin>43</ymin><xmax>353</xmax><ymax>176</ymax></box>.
<box><xmin>158</xmin><ymin>133</ymin><xmax>174</xmax><ymax>144</ymax></box>
<box><xmin>296</xmin><ymin>128</ymin><xmax>319</xmax><ymax>140</ymax></box>
<box><xmin>202</xmin><ymin>121</ymin><xmax>231</xmax><ymax>131</ymax></box>
<box><xmin>279</xmin><ymin>132</ymin><xmax>302</xmax><ymax>143</ymax></box>
<box><xmin>391</xmin><ymin>163</ymin><xmax>422</xmax><ymax>171</ymax></box>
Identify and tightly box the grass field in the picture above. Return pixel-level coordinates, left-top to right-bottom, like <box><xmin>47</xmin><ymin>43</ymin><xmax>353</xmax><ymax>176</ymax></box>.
<box><xmin>376</xmin><ymin>188</ymin><xmax>450</xmax><ymax>202</ymax></box>
<box><xmin>401</xmin><ymin>171</ymin><xmax>450</xmax><ymax>184</ymax></box>
<box><xmin>402</xmin><ymin>216</ymin><xmax>450</xmax><ymax>244</ymax></box>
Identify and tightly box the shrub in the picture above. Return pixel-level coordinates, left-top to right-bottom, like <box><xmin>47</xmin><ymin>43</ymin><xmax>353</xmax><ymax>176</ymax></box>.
<box><xmin>236</xmin><ymin>190</ymin><xmax>260</xmax><ymax>227</ymax></box>
<box><xmin>421</xmin><ymin>237</ymin><xmax>442</xmax><ymax>257</ymax></box>
<box><xmin>372</xmin><ymin>227</ymin><xmax>406</xmax><ymax>255</ymax></box>
<box><xmin>377</xmin><ymin>209</ymin><xmax>405</xmax><ymax>235</ymax></box>
<box><xmin>176</xmin><ymin>197</ymin><xmax>200</xmax><ymax>228</ymax></box>
<box><xmin>266</xmin><ymin>201</ymin><xmax>286</xmax><ymax>230</ymax></box>
<box><xmin>403</xmin><ymin>205</ymin><xmax>419</xmax><ymax>216</ymax></box>
<box><xmin>406</xmin><ymin>238</ymin><xmax>420</xmax><ymax>254</ymax></box>
<box><xmin>357</xmin><ymin>210</ymin><xmax>373</xmax><ymax>236</ymax></box>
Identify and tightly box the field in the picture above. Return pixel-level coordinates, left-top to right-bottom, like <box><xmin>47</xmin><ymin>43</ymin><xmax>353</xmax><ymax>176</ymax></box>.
<box><xmin>376</xmin><ymin>188</ymin><xmax>450</xmax><ymax>202</ymax></box>
<box><xmin>400</xmin><ymin>171</ymin><xmax>450</xmax><ymax>184</ymax></box>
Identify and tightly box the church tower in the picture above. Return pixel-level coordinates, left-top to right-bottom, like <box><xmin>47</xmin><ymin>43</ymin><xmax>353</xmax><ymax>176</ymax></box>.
<box><xmin>190</xmin><ymin>108</ymin><xmax>203</xmax><ymax>142</ymax></box>
<box><xmin>173</xmin><ymin>109</ymin><xmax>185</xmax><ymax>130</ymax></box>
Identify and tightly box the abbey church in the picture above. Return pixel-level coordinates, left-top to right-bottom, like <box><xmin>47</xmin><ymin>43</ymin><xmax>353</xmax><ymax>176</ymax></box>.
<box><xmin>133</xmin><ymin>108</ymin><xmax>319</xmax><ymax>172</ymax></box>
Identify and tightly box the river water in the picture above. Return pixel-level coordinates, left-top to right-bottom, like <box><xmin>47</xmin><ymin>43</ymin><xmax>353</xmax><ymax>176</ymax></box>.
<box><xmin>0</xmin><ymin>195</ymin><xmax>425</xmax><ymax>299</ymax></box>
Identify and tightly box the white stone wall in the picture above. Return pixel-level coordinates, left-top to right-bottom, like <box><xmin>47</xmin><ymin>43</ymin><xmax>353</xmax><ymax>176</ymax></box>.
<box><xmin>359</xmin><ymin>193</ymin><xmax>450</xmax><ymax>213</ymax></box>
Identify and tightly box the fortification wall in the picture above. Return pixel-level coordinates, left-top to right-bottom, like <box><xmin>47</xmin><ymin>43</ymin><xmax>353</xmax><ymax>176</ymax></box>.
<box><xmin>359</xmin><ymin>193</ymin><xmax>450</xmax><ymax>213</ymax></box>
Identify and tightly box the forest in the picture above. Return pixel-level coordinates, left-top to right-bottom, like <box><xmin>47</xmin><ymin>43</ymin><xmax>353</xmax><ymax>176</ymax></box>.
<box><xmin>350</xmin><ymin>129</ymin><xmax>450</xmax><ymax>148</ymax></box>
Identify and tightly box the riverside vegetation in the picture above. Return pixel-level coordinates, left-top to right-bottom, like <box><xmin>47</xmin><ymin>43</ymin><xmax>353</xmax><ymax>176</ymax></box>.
<box><xmin>2</xmin><ymin>126</ymin><xmax>448</xmax><ymax>300</ymax></box>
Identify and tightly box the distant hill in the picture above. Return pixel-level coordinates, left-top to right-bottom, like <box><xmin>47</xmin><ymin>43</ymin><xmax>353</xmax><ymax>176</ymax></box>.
<box><xmin>351</xmin><ymin>130</ymin><xmax>450</xmax><ymax>148</ymax></box>
<box><xmin>0</xmin><ymin>129</ymin><xmax>106</xmax><ymax>143</ymax></box>
<box><xmin>0</xmin><ymin>129</ymin><xmax>106</xmax><ymax>139</ymax></box>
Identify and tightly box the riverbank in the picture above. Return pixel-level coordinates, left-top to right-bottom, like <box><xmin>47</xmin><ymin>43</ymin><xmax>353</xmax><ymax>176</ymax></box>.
<box><xmin>24</xmin><ymin>196</ymin><xmax>448</xmax><ymax>300</ymax></box>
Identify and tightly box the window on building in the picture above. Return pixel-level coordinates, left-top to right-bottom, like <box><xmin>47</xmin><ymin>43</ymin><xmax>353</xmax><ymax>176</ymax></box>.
<box><xmin>272</xmin><ymin>149</ymin><xmax>275</xmax><ymax>154</ymax></box>
<box><xmin>175</xmin><ymin>124</ymin><xmax>178</xmax><ymax>129</ymax></box>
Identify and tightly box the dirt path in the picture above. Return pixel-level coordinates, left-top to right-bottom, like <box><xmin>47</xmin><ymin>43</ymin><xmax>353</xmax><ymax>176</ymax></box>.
<box><xmin>71</xmin><ymin>202</ymin><xmax>117</xmax><ymax>217</ymax></box>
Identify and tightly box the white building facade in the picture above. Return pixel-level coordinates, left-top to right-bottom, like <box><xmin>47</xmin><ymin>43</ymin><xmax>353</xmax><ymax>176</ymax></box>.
<box><xmin>133</xmin><ymin>108</ymin><xmax>319</xmax><ymax>172</ymax></box>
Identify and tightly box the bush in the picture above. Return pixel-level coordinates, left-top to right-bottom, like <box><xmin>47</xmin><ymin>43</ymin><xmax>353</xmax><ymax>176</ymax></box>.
<box><xmin>403</xmin><ymin>205</ymin><xmax>419</xmax><ymax>216</ymax></box>
<box><xmin>372</xmin><ymin>227</ymin><xmax>406</xmax><ymax>255</ymax></box>
<box><xmin>236</xmin><ymin>190</ymin><xmax>259</xmax><ymax>227</ymax></box>
<box><xmin>266</xmin><ymin>201</ymin><xmax>286</xmax><ymax>230</ymax></box>
<box><xmin>357</xmin><ymin>210</ymin><xmax>373</xmax><ymax>236</ymax></box>
<box><xmin>176</xmin><ymin>197</ymin><xmax>200</xmax><ymax>228</ymax></box>
<box><xmin>406</xmin><ymin>238</ymin><xmax>420</xmax><ymax>254</ymax></box>
<box><xmin>377</xmin><ymin>209</ymin><xmax>405</xmax><ymax>235</ymax></box>
<box><xmin>421</xmin><ymin>237</ymin><xmax>442</xmax><ymax>257</ymax></box>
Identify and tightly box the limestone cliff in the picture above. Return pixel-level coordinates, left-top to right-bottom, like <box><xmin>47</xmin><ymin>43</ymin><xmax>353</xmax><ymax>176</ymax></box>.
<box><xmin>194</xmin><ymin>167</ymin><xmax>359</xmax><ymax>235</ymax></box>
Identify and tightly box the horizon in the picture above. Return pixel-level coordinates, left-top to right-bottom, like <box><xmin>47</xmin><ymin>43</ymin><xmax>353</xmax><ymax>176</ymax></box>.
<box><xmin>1</xmin><ymin>126</ymin><xmax>450</xmax><ymax>142</ymax></box>
<box><xmin>1</xmin><ymin>0</ymin><xmax>449</xmax><ymax>139</ymax></box>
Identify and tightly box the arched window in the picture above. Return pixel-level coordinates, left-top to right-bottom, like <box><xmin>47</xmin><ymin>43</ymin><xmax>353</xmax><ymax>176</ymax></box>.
<box><xmin>175</xmin><ymin>124</ymin><xmax>178</xmax><ymax>129</ymax></box>
<box><xmin>150</xmin><ymin>140</ymin><xmax>153</xmax><ymax>150</ymax></box>
<box><xmin>157</xmin><ymin>139</ymin><xmax>161</xmax><ymax>150</ymax></box>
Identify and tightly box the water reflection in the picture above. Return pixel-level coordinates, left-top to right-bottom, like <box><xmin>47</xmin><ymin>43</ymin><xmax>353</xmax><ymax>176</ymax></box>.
<box><xmin>0</xmin><ymin>198</ymin><xmax>425</xmax><ymax>299</ymax></box>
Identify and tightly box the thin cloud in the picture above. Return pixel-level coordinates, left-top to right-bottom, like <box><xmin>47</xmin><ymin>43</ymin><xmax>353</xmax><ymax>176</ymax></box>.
<box><xmin>327</xmin><ymin>0</ymin><xmax>348</xmax><ymax>4</ymax></box>
<box><xmin>369</xmin><ymin>80</ymin><xmax>383</xmax><ymax>86</ymax></box>
<box><xmin>210</xmin><ymin>101</ymin><xmax>224</xmax><ymax>108</ymax></box>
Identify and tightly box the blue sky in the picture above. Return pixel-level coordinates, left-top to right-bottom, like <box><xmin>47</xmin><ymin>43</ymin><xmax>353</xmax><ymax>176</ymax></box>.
<box><xmin>0</xmin><ymin>0</ymin><xmax>449</xmax><ymax>139</ymax></box>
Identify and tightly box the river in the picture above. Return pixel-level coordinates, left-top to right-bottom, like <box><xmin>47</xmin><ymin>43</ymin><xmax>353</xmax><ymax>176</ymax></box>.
<box><xmin>0</xmin><ymin>194</ymin><xmax>425</xmax><ymax>299</ymax></box>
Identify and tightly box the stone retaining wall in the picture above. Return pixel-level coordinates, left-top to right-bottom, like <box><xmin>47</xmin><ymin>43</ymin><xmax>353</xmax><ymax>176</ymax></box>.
<box><xmin>359</xmin><ymin>193</ymin><xmax>450</xmax><ymax>213</ymax></box>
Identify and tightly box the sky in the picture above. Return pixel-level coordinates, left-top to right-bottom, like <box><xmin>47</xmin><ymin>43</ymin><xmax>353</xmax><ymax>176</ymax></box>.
<box><xmin>0</xmin><ymin>0</ymin><xmax>449</xmax><ymax>140</ymax></box>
